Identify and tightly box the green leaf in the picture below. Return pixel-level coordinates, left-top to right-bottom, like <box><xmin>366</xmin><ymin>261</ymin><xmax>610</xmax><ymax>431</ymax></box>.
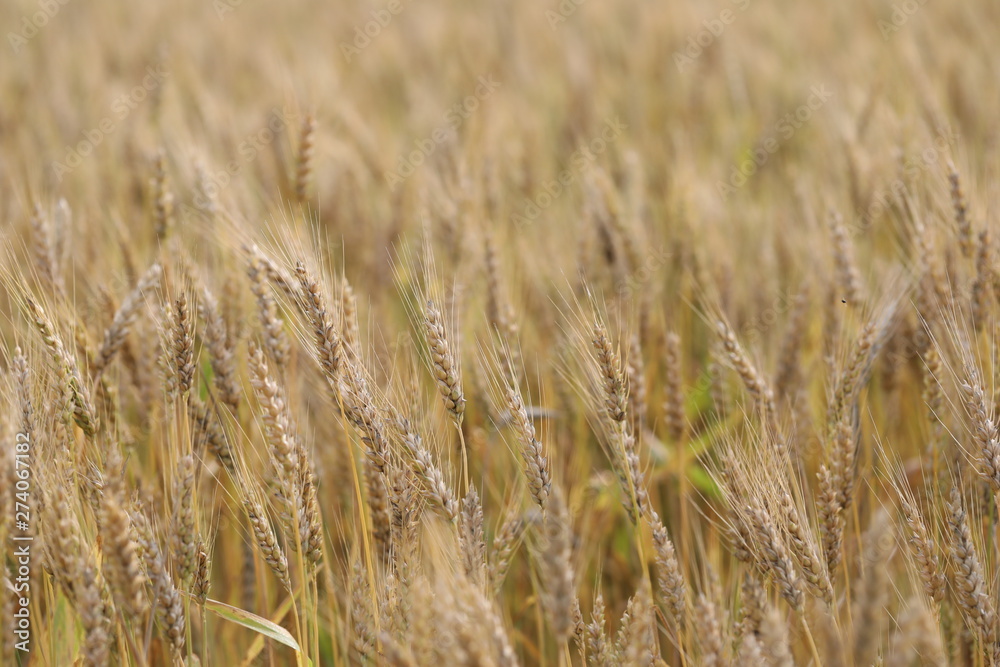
<box><xmin>204</xmin><ymin>598</ymin><xmax>300</xmax><ymax>652</ymax></box>
<box><xmin>686</xmin><ymin>367</ymin><xmax>716</xmax><ymax>416</ymax></box>
<box><xmin>686</xmin><ymin>463</ymin><xmax>721</xmax><ymax>498</ymax></box>
<box><xmin>237</xmin><ymin>586</ymin><xmax>306</xmax><ymax>666</ymax></box>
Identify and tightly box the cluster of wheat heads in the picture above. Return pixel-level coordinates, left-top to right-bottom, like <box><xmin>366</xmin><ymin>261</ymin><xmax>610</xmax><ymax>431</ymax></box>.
<box><xmin>3</xmin><ymin>0</ymin><xmax>1000</xmax><ymax>665</ymax></box>
<box><xmin>5</xmin><ymin>182</ymin><xmax>1000</xmax><ymax>667</ymax></box>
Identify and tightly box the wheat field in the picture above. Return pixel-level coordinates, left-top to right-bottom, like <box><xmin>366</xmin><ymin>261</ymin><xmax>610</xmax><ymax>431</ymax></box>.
<box><xmin>1</xmin><ymin>0</ymin><xmax>999</xmax><ymax>665</ymax></box>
